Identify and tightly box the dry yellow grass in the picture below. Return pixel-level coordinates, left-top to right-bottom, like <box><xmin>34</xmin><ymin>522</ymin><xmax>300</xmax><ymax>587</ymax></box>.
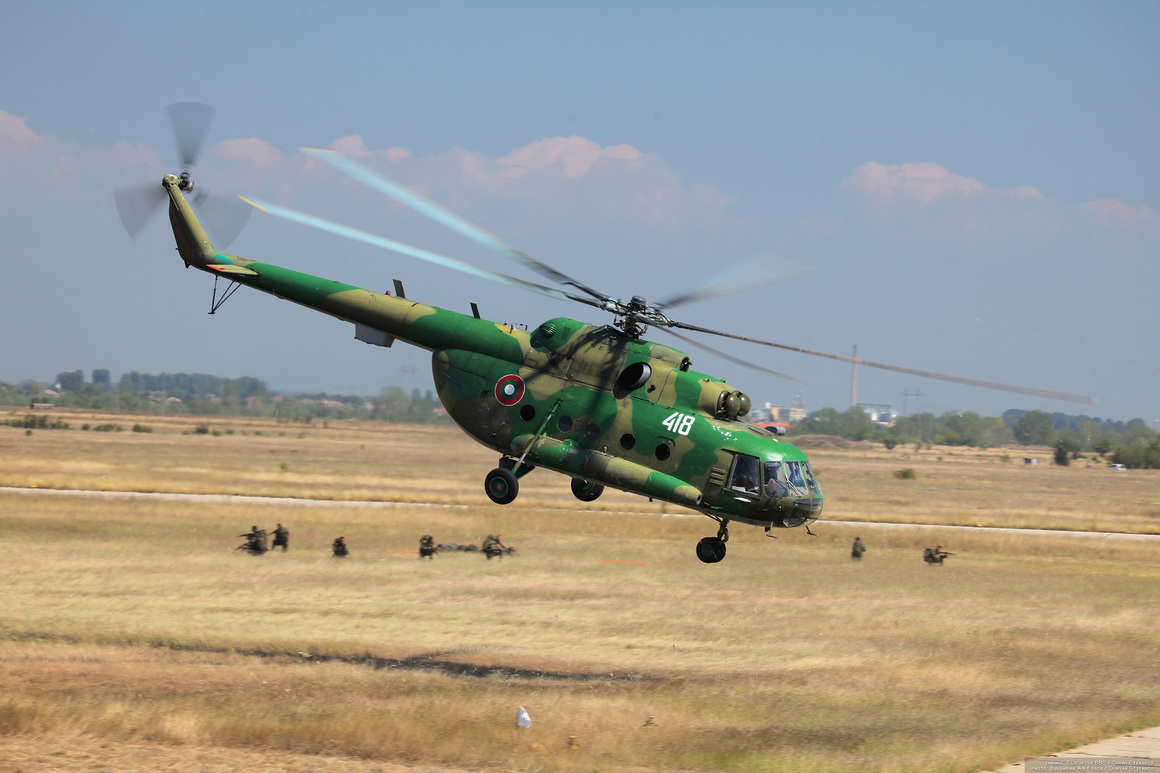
<box><xmin>1</xmin><ymin>412</ymin><xmax>1159</xmax><ymax>772</ymax></box>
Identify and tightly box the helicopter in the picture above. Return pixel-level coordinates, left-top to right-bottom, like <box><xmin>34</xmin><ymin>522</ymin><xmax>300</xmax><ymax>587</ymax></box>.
<box><xmin>117</xmin><ymin>104</ymin><xmax>1096</xmax><ymax>563</ymax></box>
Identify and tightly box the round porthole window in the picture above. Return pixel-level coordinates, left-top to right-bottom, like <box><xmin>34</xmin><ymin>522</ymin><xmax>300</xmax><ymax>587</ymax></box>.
<box><xmin>620</xmin><ymin>433</ymin><xmax>636</xmax><ymax>451</ymax></box>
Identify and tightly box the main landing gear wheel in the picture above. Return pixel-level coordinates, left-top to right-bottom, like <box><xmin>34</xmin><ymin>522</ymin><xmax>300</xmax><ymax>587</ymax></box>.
<box><xmin>696</xmin><ymin>537</ymin><xmax>727</xmax><ymax>564</ymax></box>
<box><xmin>484</xmin><ymin>468</ymin><xmax>519</xmax><ymax>505</ymax></box>
<box><xmin>570</xmin><ymin>478</ymin><xmax>605</xmax><ymax>502</ymax></box>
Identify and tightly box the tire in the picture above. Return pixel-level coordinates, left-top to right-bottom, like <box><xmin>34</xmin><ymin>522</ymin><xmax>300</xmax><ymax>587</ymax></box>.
<box><xmin>570</xmin><ymin>478</ymin><xmax>605</xmax><ymax>502</ymax></box>
<box><xmin>695</xmin><ymin>537</ymin><xmax>727</xmax><ymax>564</ymax></box>
<box><xmin>484</xmin><ymin>467</ymin><xmax>519</xmax><ymax>505</ymax></box>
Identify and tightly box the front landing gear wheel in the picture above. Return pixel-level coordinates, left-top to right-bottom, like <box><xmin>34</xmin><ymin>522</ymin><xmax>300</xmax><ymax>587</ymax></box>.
<box><xmin>570</xmin><ymin>478</ymin><xmax>605</xmax><ymax>502</ymax></box>
<box><xmin>695</xmin><ymin>537</ymin><xmax>727</xmax><ymax>564</ymax></box>
<box><xmin>484</xmin><ymin>468</ymin><xmax>519</xmax><ymax>505</ymax></box>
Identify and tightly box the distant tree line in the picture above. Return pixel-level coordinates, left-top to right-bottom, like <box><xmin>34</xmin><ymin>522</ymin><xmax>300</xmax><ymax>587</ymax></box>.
<box><xmin>788</xmin><ymin>406</ymin><xmax>1159</xmax><ymax>469</ymax></box>
<box><xmin>5</xmin><ymin>369</ymin><xmax>1157</xmax><ymax>468</ymax></box>
<box><xmin>0</xmin><ymin>369</ymin><xmax>443</xmax><ymax>424</ymax></box>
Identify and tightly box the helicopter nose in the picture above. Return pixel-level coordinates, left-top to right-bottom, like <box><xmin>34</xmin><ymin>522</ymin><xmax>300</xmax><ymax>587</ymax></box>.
<box><xmin>782</xmin><ymin>496</ymin><xmax>822</xmax><ymax>528</ymax></box>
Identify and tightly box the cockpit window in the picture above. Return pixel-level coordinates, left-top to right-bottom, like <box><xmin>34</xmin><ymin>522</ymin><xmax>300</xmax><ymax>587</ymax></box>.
<box><xmin>764</xmin><ymin>461</ymin><xmax>788</xmax><ymax>498</ymax></box>
<box><xmin>782</xmin><ymin>461</ymin><xmax>821</xmax><ymax>496</ymax></box>
<box><xmin>783</xmin><ymin>461</ymin><xmax>807</xmax><ymax>495</ymax></box>
<box><xmin>729</xmin><ymin>454</ymin><xmax>760</xmax><ymax>495</ymax></box>
<box><xmin>802</xmin><ymin>461</ymin><xmax>821</xmax><ymax>495</ymax></box>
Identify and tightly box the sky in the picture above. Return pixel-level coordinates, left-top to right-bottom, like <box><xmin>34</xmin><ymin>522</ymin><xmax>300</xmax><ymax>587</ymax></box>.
<box><xmin>1</xmin><ymin>1</ymin><xmax>1157</xmax><ymax>423</ymax></box>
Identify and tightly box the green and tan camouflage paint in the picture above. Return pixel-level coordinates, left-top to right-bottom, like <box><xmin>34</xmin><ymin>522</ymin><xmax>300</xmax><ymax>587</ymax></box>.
<box><xmin>163</xmin><ymin>175</ymin><xmax>822</xmax><ymax>531</ymax></box>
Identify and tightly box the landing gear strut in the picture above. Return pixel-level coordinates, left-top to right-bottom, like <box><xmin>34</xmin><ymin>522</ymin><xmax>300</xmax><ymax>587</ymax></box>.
<box><xmin>695</xmin><ymin>522</ymin><xmax>730</xmax><ymax>563</ymax></box>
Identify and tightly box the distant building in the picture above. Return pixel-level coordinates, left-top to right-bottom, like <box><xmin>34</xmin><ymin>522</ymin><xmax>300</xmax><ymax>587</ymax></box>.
<box><xmin>857</xmin><ymin>403</ymin><xmax>896</xmax><ymax>425</ymax></box>
<box><xmin>750</xmin><ymin>402</ymin><xmax>807</xmax><ymax>424</ymax></box>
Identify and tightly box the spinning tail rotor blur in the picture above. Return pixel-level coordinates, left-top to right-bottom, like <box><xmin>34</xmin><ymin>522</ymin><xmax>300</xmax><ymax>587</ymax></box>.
<box><xmin>114</xmin><ymin>102</ymin><xmax>251</xmax><ymax>248</ymax></box>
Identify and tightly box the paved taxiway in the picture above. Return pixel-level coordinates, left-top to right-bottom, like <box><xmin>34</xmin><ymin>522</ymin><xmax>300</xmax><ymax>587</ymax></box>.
<box><xmin>989</xmin><ymin>725</ymin><xmax>1160</xmax><ymax>771</ymax></box>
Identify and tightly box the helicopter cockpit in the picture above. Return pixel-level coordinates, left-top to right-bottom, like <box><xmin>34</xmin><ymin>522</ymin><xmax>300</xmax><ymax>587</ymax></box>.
<box><xmin>763</xmin><ymin>460</ymin><xmax>820</xmax><ymax>499</ymax></box>
<box><xmin>726</xmin><ymin>455</ymin><xmax>820</xmax><ymax>498</ymax></box>
<box><xmin>722</xmin><ymin>453</ymin><xmax>822</xmax><ymax>529</ymax></box>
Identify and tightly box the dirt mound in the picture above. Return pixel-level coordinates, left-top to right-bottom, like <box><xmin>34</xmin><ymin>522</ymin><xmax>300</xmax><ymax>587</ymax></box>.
<box><xmin>788</xmin><ymin>434</ymin><xmax>866</xmax><ymax>450</ymax></box>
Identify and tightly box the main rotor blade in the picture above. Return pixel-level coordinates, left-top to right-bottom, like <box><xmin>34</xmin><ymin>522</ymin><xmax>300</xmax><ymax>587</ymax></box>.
<box><xmin>166</xmin><ymin>102</ymin><xmax>215</xmax><ymax>170</ymax></box>
<box><xmin>660</xmin><ymin>328</ymin><xmax>808</xmax><ymax>383</ymax></box>
<box><xmin>191</xmin><ymin>187</ymin><xmax>253</xmax><ymax>249</ymax></box>
<box><xmin>670</xmin><ymin>321</ymin><xmax>1098</xmax><ymax>405</ymax></box>
<box><xmin>240</xmin><ymin>195</ymin><xmax>600</xmax><ymax>307</ymax></box>
<box><xmin>114</xmin><ymin>182</ymin><xmax>167</xmax><ymax>239</ymax></box>
<box><xmin>301</xmin><ymin>148</ymin><xmax>614</xmax><ymax>304</ymax></box>
<box><xmin>654</xmin><ymin>255</ymin><xmax>817</xmax><ymax>311</ymax></box>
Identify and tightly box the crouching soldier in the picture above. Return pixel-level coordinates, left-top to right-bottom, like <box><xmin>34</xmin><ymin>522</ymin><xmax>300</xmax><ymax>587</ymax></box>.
<box><xmin>271</xmin><ymin>523</ymin><xmax>290</xmax><ymax>552</ymax></box>
<box><xmin>332</xmin><ymin>536</ymin><xmax>348</xmax><ymax>558</ymax></box>
<box><xmin>924</xmin><ymin>546</ymin><xmax>951</xmax><ymax>565</ymax></box>
<box><xmin>482</xmin><ymin>534</ymin><xmax>508</xmax><ymax>560</ymax></box>
<box><xmin>237</xmin><ymin>525</ymin><xmax>268</xmax><ymax>555</ymax></box>
<box><xmin>419</xmin><ymin>534</ymin><xmax>437</xmax><ymax>559</ymax></box>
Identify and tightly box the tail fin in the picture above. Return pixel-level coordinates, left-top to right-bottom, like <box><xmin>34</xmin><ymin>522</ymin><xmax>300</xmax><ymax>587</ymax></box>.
<box><xmin>164</xmin><ymin>174</ymin><xmax>216</xmax><ymax>268</ymax></box>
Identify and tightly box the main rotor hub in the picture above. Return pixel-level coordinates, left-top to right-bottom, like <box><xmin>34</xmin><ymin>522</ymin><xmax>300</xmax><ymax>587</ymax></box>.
<box><xmin>178</xmin><ymin>170</ymin><xmax>194</xmax><ymax>193</ymax></box>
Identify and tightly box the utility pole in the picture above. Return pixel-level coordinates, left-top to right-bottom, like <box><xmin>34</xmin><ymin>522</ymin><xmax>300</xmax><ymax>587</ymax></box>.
<box><xmin>850</xmin><ymin>345</ymin><xmax>858</xmax><ymax>408</ymax></box>
<box><xmin>399</xmin><ymin>365</ymin><xmax>417</xmax><ymax>393</ymax></box>
<box><xmin>902</xmin><ymin>388</ymin><xmax>923</xmax><ymax>442</ymax></box>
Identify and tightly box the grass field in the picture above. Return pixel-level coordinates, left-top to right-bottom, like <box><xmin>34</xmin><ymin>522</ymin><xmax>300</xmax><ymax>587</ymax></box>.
<box><xmin>1</xmin><ymin>409</ymin><xmax>1159</xmax><ymax>772</ymax></box>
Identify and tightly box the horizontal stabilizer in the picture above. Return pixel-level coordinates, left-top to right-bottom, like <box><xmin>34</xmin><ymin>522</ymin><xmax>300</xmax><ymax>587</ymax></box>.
<box><xmin>207</xmin><ymin>264</ymin><xmax>259</xmax><ymax>276</ymax></box>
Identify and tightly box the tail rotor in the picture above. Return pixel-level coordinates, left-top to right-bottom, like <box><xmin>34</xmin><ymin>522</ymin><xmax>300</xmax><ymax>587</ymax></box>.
<box><xmin>114</xmin><ymin>102</ymin><xmax>250</xmax><ymax>247</ymax></box>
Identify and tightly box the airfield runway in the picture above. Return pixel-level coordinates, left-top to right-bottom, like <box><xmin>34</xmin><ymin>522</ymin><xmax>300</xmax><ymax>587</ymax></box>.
<box><xmin>6</xmin><ymin>484</ymin><xmax>1159</xmax><ymax>770</ymax></box>
<box><xmin>4</xmin><ymin>485</ymin><xmax>1159</xmax><ymax>544</ymax></box>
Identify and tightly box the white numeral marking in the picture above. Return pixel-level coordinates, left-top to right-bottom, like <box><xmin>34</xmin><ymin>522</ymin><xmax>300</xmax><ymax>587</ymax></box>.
<box><xmin>663</xmin><ymin>412</ymin><xmax>695</xmax><ymax>436</ymax></box>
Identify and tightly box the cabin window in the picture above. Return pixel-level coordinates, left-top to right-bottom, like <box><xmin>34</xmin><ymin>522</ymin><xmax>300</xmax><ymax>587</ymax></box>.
<box><xmin>764</xmin><ymin>461</ymin><xmax>788</xmax><ymax>498</ymax></box>
<box><xmin>620</xmin><ymin>433</ymin><xmax>636</xmax><ymax>451</ymax></box>
<box><xmin>655</xmin><ymin>441</ymin><xmax>672</xmax><ymax>461</ymax></box>
<box><xmin>557</xmin><ymin>415</ymin><xmax>573</xmax><ymax>433</ymax></box>
<box><xmin>520</xmin><ymin>405</ymin><xmax>536</xmax><ymax>422</ymax></box>
<box><xmin>584</xmin><ymin>423</ymin><xmax>600</xmax><ymax>440</ymax></box>
<box><xmin>729</xmin><ymin>454</ymin><xmax>760</xmax><ymax>495</ymax></box>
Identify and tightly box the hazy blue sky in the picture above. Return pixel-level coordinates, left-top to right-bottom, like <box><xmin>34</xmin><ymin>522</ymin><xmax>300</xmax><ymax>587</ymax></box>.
<box><xmin>2</xmin><ymin>1</ymin><xmax>1156</xmax><ymax>422</ymax></box>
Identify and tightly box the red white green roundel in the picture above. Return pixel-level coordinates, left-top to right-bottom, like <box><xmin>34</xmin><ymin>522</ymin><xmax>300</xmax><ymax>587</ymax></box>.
<box><xmin>494</xmin><ymin>374</ymin><xmax>525</xmax><ymax>406</ymax></box>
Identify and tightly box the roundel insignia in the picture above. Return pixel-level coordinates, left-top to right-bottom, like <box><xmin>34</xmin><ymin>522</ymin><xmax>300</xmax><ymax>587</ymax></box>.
<box><xmin>494</xmin><ymin>374</ymin><xmax>525</xmax><ymax>406</ymax></box>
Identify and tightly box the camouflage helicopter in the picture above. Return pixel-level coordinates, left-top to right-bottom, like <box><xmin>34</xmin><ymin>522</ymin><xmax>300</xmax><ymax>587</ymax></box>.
<box><xmin>117</xmin><ymin>104</ymin><xmax>1095</xmax><ymax>563</ymax></box>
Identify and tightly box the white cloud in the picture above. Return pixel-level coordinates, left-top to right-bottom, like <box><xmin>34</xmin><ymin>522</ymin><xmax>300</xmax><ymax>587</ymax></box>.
<box><xmin>308</xmin><ymin>135</ymin><xmax>731</xmax><ymax>228</ymax></box>
<box><xmin>0</xmin><ymin>111</ymin><xmax>160</xmax><ymax>191</ymax></box>
<box><xmin>0</xmin><ymin>110</ymin><xmax>40</xmax><ymax>147</ymax></box>
<box><xmin>1079</xmin><ymin>198</ymin><xmax>1157</xmax><ymax>228</ymax></box>
<box><xmin>495</xmin><ymin>136</ymin><xmax>642</xmax><ymax>180</ymax></box>
<box><xmin>844</xmin><ymin>161</ymin><xmax>1044</xmax><ymax>204</ymax></box>
<box><xmin>215</xmin><ymin>137</ymin><xmax>284</xmax><ymax>169</ymax></box>
<box><xmin>0</xmin><ymin>110</ymin><xmax>727</xmax><ymax>230</ymax></box>
<box><xmin>326</xmin><ymin>135</ymin><xmax>411</xmax><ymax>163</ymax></box>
